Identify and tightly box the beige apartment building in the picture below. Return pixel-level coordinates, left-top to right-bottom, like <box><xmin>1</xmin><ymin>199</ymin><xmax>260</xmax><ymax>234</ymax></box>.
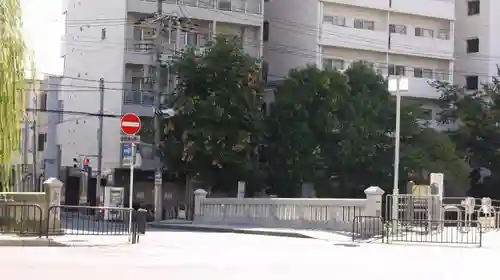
<box><xmin>264</xmin><ymin>0</ymin><xmax>455</xmax><ymax>129</ymax></box>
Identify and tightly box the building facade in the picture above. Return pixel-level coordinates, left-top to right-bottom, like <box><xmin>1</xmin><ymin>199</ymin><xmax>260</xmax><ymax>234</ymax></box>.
<box><xmin>454</xmin><ymin>0</ymin><xmax>500</xmax><ymax>89</ymax></box>
<box><xmin>60</xmin><ymin>0</ymin><xmax>265</xmax><ymax>171</ymax></box>
<box><xmin>264</xmin><ymin>0</ymin><xmax>455</xmax><ymax>127</ymax></box>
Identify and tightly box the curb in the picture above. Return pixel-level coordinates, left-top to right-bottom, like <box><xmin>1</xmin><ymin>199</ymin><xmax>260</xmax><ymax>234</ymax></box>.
<box><xmin>149</xmin><ymin>223</ymin><xmax>313</xmax><ymax>239</ymax></box>
<box><xmin>0</xmin><ymin>238</ymin><xmax>68</xmax><ymax>247</ymax></box>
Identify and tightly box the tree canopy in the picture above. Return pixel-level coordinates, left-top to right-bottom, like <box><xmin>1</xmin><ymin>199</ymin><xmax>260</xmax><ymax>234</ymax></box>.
<box><xmin>163</xmin><ymin>39</ymin><xmax>469</xmax><ymax>198</ymax></box>
<box><xmin>0</xmin><ymin>0</ymin><xmax>29</xmax><ymax>191</ymax></box>
<box><xmin>431</xmin><ymin>73</ymin><xmax>500</xmax><ymax>197</ymax></box>
<box><xmin>164</xmin><ymin>36</ymin><xmax>264</xmax><ymax>194</ymax></box>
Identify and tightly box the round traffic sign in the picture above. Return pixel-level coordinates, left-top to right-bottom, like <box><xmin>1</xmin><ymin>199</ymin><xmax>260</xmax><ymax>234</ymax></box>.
<box><xmin>120</xmin><ymin>113</ymin><xmax>142</xmax><ymax>135</ymax></box>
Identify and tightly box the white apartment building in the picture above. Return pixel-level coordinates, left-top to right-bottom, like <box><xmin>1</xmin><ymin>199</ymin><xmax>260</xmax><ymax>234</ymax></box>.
<box><xmin>60</xmin><ymin>0</ymin><xmax>264</xmax><ymax>171</ymax></box>
<box><xmin>455</xmin><ymin>0</ymin><xmax>500</xmax><ymax>89</ymax></box>
<box><xmin>264</xmin><ymin>0</ymin><xmax>455</xmax><ymax>125</ymax></box>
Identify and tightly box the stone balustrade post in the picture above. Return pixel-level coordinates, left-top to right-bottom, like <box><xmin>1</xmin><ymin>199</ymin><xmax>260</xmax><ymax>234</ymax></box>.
<box><xmin>193</xmin><ymin>188</ymin><xmax>207</xmax><ymax>222</ymax></box>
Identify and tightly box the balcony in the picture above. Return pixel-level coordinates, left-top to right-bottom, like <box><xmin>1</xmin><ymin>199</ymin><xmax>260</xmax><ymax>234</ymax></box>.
<box><xmin>390</xmin><ymin>33</ymin><xmax>453</xmax><ymax>60</ymax></box>
<box><xmin>124</xmin><ymin>39</ymin><xmax>155</xmax><ymax>65</ymax></box>
<box><xmin>322</xmin><ymin>0</ymin><xmax>454</xmax><ymax>20</ymax></box>
<box><xmin>127</xmin><ymin>0</ymin><xmax>263</xmax><ymax>26</ymax></box>
<box><xmin>321</xmin><ymin>24</ymin><xmax>387</xmax><ymax>53</ymax></box>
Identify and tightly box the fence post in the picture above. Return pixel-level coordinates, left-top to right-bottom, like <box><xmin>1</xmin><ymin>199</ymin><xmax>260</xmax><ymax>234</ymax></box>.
<box><xmin>193</xmin><ymin>189</ymin><xmax>207</xmax><ymax>222</ymax></box>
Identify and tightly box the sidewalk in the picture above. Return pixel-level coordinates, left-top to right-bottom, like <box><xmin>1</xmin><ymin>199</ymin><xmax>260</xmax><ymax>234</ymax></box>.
<box><xmin>0</xmin><ymin>234</ymin><xmax>131</xmax><ymax>247</ymax></box>
<box><xmin>149</xmin><ymin>220</ymin><xmax>359</xmax><ymax>244</ymax></box>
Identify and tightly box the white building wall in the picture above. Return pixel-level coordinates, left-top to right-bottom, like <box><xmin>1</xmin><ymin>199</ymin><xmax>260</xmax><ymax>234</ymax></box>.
<box><xmin>265</xmin><ymin>0</ymin><xmax>454</xmax><ymax>98</ymax></box>
<box><xmin>455</xmin><ymin>0</ymin><xmax>500</xmax><ymax>87</ymax></box>
<box><xmin>264</xmin><ymin>0</ymin><xmax>320</xmax><ymax>81</ymax></box>
<box><xmin>60</xmin><ymin>0</ymin><xmax>127</xmax><ymax>170</ymax></box>
<box><xmin>61</xmin><ymin>0</ymin><xmax>264</xmax><ymax>170</ymax></box>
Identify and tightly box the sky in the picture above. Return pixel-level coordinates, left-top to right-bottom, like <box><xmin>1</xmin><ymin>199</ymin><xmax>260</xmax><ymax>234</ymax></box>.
<box><xmin>21</xmin><ymin>0</ymin><xmax>65</xmax><ymax>77</ymax></box>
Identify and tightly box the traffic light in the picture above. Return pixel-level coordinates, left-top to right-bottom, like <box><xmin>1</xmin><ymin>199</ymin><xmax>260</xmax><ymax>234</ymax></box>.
<box><xmin>73</xmin><ymin>158</ymin><xmax>78</xmax><ymax>168</ymax></box>
<box><xmin>83</xmin><ymin>158</ymin><xmax>90</xmax><ymax>171</ymax></box>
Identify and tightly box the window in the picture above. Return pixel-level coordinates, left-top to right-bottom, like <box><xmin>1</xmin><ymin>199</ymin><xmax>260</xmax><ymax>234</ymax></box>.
<box><xmin>418</xmin><ymin>108</ymin><xmax>433</xmax><ymax>121</ymax></box>
<box><xmin>101</xmin><ymin>28</ymin><xmax>106</xmax><ymax>40</ymax></box>
<box><xmin>354</xmin><ymin>19</ymin><xmax>375</xmax><ymax>30</ymax></box>
<box><xmin>186</xmin><ymin>33</ymin><xmax>198</xmax><ymax>46</ymax></box>
<box><xmin>263</xmin><ymin>21</ymin><xmax>269</xmax><ymax>41</ymax></box>
<box><xmin>468</xmin><ymin>0</ymin><xmax>480</xmax><ymax>15</ymax></box>
<box><xmin>414</xmin><ymin>68</ymin><xmax>433</xmax><ymax>78</ymax></box>
<box><xmin>388</xmin><ymin>64</ymin><xmax>406</xmax><ymax>76</ymax></box>
<box><xmin>359</xmin><ymin>60</ymin><xmax>374</xmax><ymax>68</ymax></box>
<box><xmin>465</xmin><ymin>76</ymin><xmax>479</xmax><ymax>90</ymax></box>
<box><xmin>37</xmin><ymin>133</ymin><xmax>46</xmax><ymax>152</ymax></box>
<box><xmin>415</xmin><ymin>27</ymin><xmax>434</xmax><ymax>38</ymax></box>
<box><xmin>323</xmin><ymin>58</ymin><xmax>344</xmax><ymax>70</ymax></box>
<box><xmin>262</xmin><ymin>61</ymin><xmax>268</xmax><ymax>83</ymax></box>
<box><xmin>57</xmin><ymin>100</ymin><xmax>64</xmax><ymax>123</ymax></box>
<box><xmin>435</xmin><ymin>71</ymin><xmax>449</xmax><ymax>81</ymax></box>
<box><xmin>218</xmin><ymin>0</ymin><xmax>231</xmax><ymax>10</ymax></box>
<box><xmin>323</xmin><ymin>15</ymin><xmax>346</xmax><ymax>26</ymax></box>
<box><xmin>389</xmin><ymin>24</ymin><xmax>407</xmax><ymax>34</ymax></box>
<box><xmin>438</xmin><ymin>30</ymin><xmax>450</xmax><ymax>40</ymax></box>
<box><xmin>466</xmin><ymin>38</ymin><xmax>479</xmax><ymax>53</ymax></box>
<box><xmin>39</xmin><ymin>92</ymin><xmax>47</xmax><ymax>110</ymax></box>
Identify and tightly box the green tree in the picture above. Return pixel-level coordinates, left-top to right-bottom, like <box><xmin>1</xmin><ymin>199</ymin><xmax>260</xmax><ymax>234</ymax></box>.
<box><xmin>164</xmin><ymin>36</ymin><xmax>263</xmax><ymax>194</ymax></box>
<box><xmin>264</xmin><ymin>66</ymin><xmax>347</xmax><ymax>196</ymax></box>
<box><xmin>266</xmin><ymin>62</ymin><xmax>466</xmax><ymax>197</ymax></box>
<box><xmin>0</xmin><ymin>0</ymin><xmax>30</xmax><ymax>191</ymax></box>
<box><xmin>324</xmin><ymin>62</ymin><xmax>420</xmax><ymax>196</ymax></box>
<box><xmin>431</xmin><ymin>74</ymin><xmax>500</xmax><ymax>197</ymax></box>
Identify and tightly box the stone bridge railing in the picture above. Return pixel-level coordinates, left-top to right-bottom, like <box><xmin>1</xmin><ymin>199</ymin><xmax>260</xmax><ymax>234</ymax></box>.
<box><xmin>192</xmin><ymin>186</ymin><xmax>384</xmax><ymax>231</ymax></box>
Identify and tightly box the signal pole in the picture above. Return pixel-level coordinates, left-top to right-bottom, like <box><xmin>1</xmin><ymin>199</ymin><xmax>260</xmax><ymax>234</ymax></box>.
<box><xmin>96</xmin><ymin>78</ymin><xmax>104</xmax><ymax>205</ymax></box>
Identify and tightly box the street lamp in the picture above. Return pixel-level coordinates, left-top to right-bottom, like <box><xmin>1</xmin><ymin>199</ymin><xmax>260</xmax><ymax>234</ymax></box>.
<box><xmin>388</xmin><ymin>76</ymin><xmax>408</xmax><ymax>222</ymax></box>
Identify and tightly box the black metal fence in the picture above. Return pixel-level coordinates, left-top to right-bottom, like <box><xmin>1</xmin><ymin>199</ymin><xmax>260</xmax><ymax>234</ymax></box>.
<box><xmin>385</xmin><ymin>219</ymin><xmax>482</xmax><ymax>247</ymax></box>
<box><xmin>0</xmin><ymin>203</ymin><xmax>144</xmax><ymax>243</ymax></box>
<box><xmin>47</xmin><ymin>205</ymin><xmax>133</xmax><ymax>236</ymax></box>
<box><xmin>0</xmin><ymin>203</ymin><xmax>43</xmax><ymax>237</ymax></box>
<box><xmin>352</xmin><ymin>216</ymin><xmax>384</xmax><ymax>241</ymax></box>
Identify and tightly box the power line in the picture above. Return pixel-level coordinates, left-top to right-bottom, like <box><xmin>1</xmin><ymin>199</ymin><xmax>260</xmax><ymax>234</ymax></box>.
<box><xmin>25</xmin><ymin>108</ymin><xmax>121</xmax><ymax>118</ymax></box>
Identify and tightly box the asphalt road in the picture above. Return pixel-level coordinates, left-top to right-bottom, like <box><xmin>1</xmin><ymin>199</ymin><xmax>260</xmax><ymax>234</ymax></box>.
<box><xmin>2</xmin><ymin>230</ymin><xmax>498</xmax><ymax>280</ymax></box>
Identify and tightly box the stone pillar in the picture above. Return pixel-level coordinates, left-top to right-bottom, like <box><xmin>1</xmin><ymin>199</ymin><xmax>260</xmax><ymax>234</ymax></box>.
<box><xmin>364</xmin><ymin>186</ymin><xmax>384</xmax><ymax>217</ymax></box>
<box><xmin>43</xmin><ymin>177</ymin><xmax>63</xmax><ymax>235</ymax></box>
<box><xmin>357</xmin><ymin>186</ymin><xmax>385</xmax><ymax>238</ymax></box>
<box><xmin>193</xmin><ymin>189</ymin><xmax>207</xmax><ymax>223</ymax></box>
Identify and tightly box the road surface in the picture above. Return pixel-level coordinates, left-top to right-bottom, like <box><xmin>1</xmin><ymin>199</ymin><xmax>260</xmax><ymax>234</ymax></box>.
<box><xmin>2</xmin><ymin>230</ymin><xmax>499</xmax><ymax>280</ymax></box>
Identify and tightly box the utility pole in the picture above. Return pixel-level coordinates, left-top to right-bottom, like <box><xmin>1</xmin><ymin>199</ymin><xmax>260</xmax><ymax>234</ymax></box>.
<box><xmin>31</xmin><ymin>84</ymin><xmax>38</xmax><ymax>191</ymax></box>
<box><xmin>153</xmin><ymin>0</ymin><xmax>164</xmax><ymax>221</ymax></box>
<box><xmin>21</xmin><ymin>116</ymin><xmax>29</xmax><ymax>192</ymax></box>
<box><xmin>96</xmin><ymin>78</ymin><xmax>104</xmax><ymax>205</ymax></box>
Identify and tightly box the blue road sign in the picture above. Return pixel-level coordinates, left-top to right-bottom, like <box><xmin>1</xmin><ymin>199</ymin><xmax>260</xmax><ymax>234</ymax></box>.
<box><xmin>123</xmin><ymin>143</ymin><xmax>132</xmax><ymax>157</ymax></box>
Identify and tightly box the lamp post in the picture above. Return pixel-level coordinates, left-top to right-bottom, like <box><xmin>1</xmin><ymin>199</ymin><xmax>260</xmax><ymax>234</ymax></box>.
<box><xmin>388</xmin><ymin>76</ymin><xmax>408</xmax><ymax>221</ymax></box>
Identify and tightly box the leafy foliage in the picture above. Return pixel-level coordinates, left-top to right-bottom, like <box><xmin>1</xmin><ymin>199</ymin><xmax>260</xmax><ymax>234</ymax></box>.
<box><xmin>162</xmin><ymin>40</ymin><xmax>468</xmax><ymax>197</ymax></box>
<box><xmin>164</xmin><ymin>36</ymin><xmax>264</xmax><ymax>193</ymax></box>
<box><xmin>0</xmin><ymin>0</ymin><xmax>30</xmax><ymax>191</ymax></box>
<box><xmin>430</xmin><ymin>72</ymin><xmax>500</xmax><ymax>197</ymax></box>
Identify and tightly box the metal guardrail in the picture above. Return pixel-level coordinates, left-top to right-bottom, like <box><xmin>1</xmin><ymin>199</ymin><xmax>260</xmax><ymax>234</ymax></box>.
<box><xmin>0</xmin><ymin>203</ymin><xmax>43</xmax><ymax>237</ymax></box>
<box><xmin>385</xmin><ymin>219</ymin><xmax>482</xmax><ymax>247</ymax></box>
<box><xmin>0</xmin><ymin>203</ymin><xmax>147</xmax><ymax>244</ymax></box>
<box><xmin>352</xmin><ymin>216</ymin><xmax>384</xmax><ymax>242</ymax></box>
<box><xmin>47</xmin><ymin>205</ymin><xmax>133</xmax><ymax>236</ymax></box>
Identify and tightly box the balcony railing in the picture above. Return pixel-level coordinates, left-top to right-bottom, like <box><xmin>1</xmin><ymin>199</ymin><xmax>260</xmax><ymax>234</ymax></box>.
<box><xmin>140</xmin><ymin>0</ymin><xmax>262</xmax><ymax>15</ymax></box>
<box><xmin>123</xmin><ymin>90</ymin><xmax>155</xmax><ymax>106</ymax></box>
<box><xmin>126</xmin><ymin>39</ymin><xmax>155</xmax><ymax>53</ymax></box>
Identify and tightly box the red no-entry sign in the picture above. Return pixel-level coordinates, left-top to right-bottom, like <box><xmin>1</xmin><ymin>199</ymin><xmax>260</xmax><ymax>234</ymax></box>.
<box><xmin>120</xmin><ymin>113</ymin><xmax>141</xmax><ymax>135</ymax></box>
